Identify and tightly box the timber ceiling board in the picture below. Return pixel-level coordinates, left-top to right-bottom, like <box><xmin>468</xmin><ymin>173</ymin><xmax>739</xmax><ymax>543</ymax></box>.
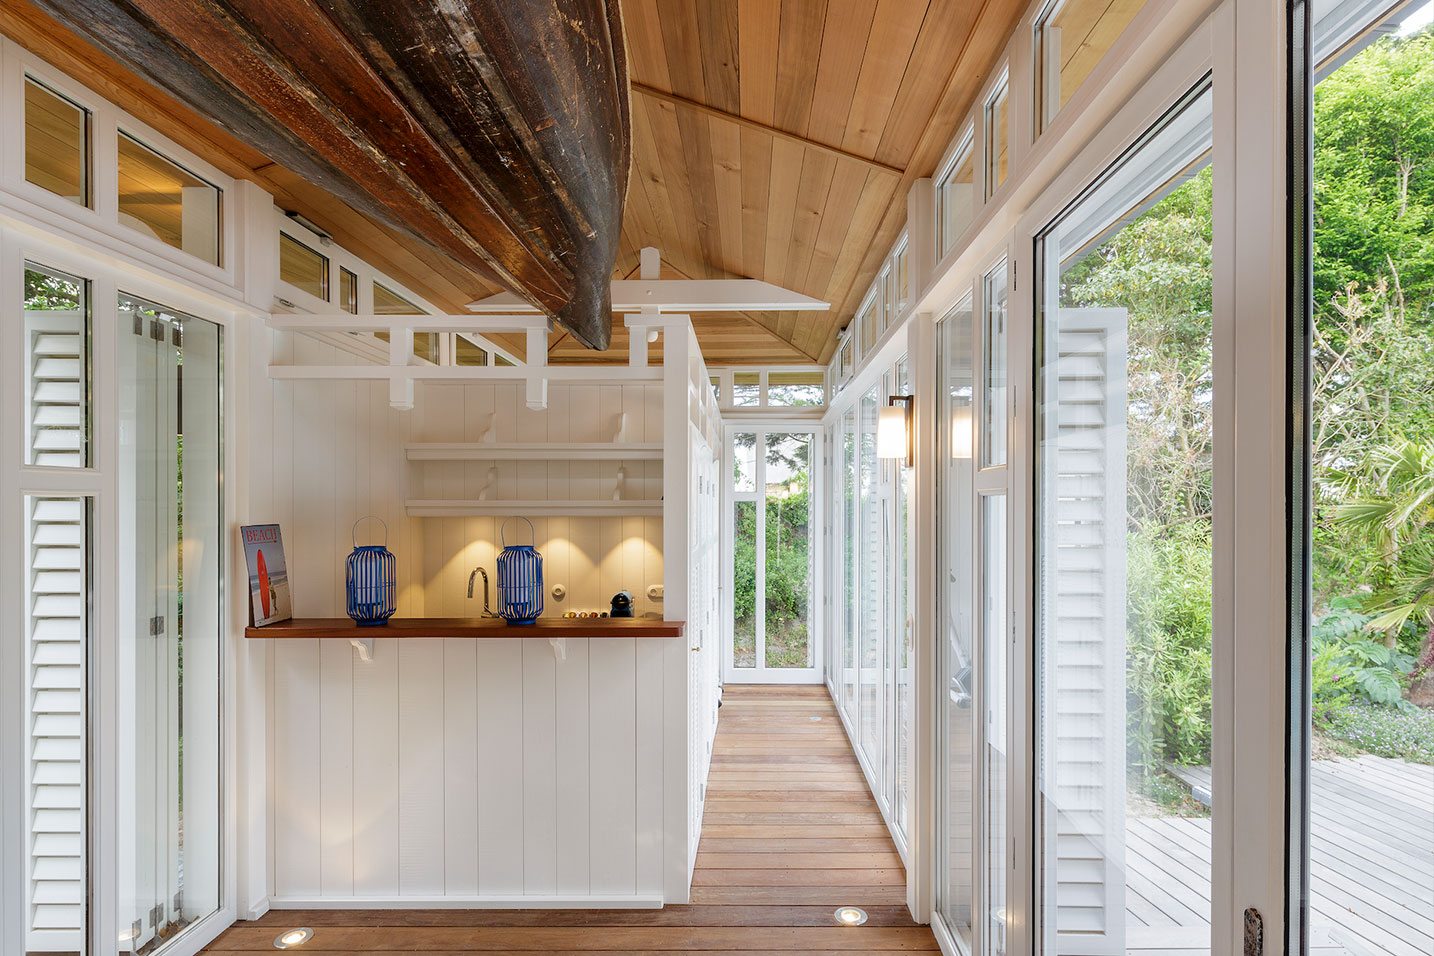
<box><xmin>618</xmin><ymin>0</ymin><xmax>1029</xmax><ymax>364</ymax></box>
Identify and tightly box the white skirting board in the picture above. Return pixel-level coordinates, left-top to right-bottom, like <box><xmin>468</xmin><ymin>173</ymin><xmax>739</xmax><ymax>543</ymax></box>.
<box><xmin>265</xmin><ymin>895</ymin><xmax>665</xmax><ymax>909</ymax></box>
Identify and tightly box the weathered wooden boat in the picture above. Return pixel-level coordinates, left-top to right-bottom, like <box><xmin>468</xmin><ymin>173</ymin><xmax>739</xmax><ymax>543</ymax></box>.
<box><xmin>29</xmin><ymin>0</ymin><xmax>630</xmax><ymax>349</ymax></box>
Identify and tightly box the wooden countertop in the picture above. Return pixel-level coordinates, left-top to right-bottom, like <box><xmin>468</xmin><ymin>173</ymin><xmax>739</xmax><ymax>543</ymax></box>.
<box><xmin>245</xmin><ymin>617</ymin><xmax>685</xmax><ymax>639</ymax></box>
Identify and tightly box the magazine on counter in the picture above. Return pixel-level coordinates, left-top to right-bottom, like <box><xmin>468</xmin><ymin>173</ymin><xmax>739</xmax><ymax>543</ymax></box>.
<box><xmin>241</xmin><ymin>524</ymin><xmax>292</xmax><ymax>626</ymax></box>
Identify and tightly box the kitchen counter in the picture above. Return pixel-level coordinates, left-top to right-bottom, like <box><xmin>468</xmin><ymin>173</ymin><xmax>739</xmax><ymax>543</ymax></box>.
<box><xmin>244</xmin><ymin>616</ymin><xmax>685</xmax><ymax>639</ymax></box>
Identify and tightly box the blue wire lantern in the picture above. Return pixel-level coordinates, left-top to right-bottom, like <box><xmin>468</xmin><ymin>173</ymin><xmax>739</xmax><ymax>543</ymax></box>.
<box><xmin>496</xmin><ymin>516</ymin><xmax>543</xmax><ymax>625</ymax></box>
<box><xmin>346</xmin><ymin>516</ymin><xmax>396</xmax><ymax>626</ymax></box>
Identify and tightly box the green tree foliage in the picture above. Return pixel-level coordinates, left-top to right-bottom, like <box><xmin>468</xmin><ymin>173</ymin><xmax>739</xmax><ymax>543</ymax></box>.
<box><xmin>732</xmin><ymin>435</ymin><xmax>812</xmax><ymax>666</ymax></box>
<box><xmin>1062</xmin><ymin>168</ymin><xmax>1216</xmax><ymax>771</ymax></box>
<box><xmin>1311</xmin><ymin>28</ymin><xmax>1434</xmax><ymax>695</ymax></box>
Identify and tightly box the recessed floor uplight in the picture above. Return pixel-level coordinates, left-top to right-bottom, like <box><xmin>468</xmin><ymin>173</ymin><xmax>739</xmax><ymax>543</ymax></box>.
<box><xmin>274</xmin><ymin>927</ymin><xmax>313</xmax><ymax>949</ymax></box>
<box><xmin>834</xmin><ymin>906</ymin><xmax>868</xmax><ymax>926</ymax></box>
<box><xmin>809</xmin><ymin>716</ymin><xmax>822</xmax><ymax>721</ymax></box>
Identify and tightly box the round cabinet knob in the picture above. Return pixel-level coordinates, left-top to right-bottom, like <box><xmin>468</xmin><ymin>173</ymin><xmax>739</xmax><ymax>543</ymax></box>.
<box><xmin>551</xmin><ymin>583</ymin><xmax>567</xmax><ymax>599</ymax></box>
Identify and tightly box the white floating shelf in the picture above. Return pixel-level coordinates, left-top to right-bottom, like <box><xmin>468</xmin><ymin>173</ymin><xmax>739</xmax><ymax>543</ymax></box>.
<box><xmin>406</xmin><ymin>499</ymin><xmax>663</xmax><ymax>518</ymax></box>
<box><xmin>405</xmin><ymin>442</ymin><xmax>664</xmax><ymax>462</ymax></box>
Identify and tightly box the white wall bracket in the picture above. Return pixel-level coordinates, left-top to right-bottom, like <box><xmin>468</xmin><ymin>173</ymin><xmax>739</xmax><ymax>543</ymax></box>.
<box><xmin>350</xmin><ymin>637</ymin><xmax>375</xmax><ymax>661</ymax></box>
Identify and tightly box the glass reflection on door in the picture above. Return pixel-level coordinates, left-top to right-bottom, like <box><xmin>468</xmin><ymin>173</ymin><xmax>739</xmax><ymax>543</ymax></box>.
<box><xmin>117</xmin><ymin>294</ymin><xmax>221</xmax><ymax>954</ymax></box>
<box><xmin>938</xmin><ymin>298</ymin><xmax>976</xmax><ymax>952</ymax></box>
<box><xmin>1035</xmin><ymin>83</ymin><xmax>1213</xmax><ymax>955</ymax></box>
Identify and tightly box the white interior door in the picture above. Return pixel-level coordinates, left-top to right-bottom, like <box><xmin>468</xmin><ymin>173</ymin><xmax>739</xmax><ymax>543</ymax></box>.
<box><xmin>723</xmin><ymin>426</ymin><xmax>823</xmax><ymax>684</ymax></box>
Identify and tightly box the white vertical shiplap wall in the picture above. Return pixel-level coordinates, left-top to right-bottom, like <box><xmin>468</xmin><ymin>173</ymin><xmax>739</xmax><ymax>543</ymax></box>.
<box><xmin>266</xmin><ymin>368</ymin><xmax>677</xmax><ymax>905</ymax></box>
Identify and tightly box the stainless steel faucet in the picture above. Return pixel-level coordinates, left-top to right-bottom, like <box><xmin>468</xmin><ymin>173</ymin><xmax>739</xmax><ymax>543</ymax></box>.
<box><xmin>467</xmin><ymin>567</ymin><xmax>496</xmax><ymax>616</ymax></box>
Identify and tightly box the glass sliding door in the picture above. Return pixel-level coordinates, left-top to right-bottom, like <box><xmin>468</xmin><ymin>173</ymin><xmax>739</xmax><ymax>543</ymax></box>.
<box><xmin>983</xmin><ymin>493</ymin><xmax>1009</xmax><ymax>956</ymax></box>
<box><xmin>1297</xmin><ymin>5</ymin><xmax>1434</xmax><ymax>954</ymax></box>
<box><xmin>725</xmin><ymin>427</ymin><xmax>820</xmax><ymax>682</ymax></box>
<box><xmin>842</xmin><ymin>409</ymin><xmax>858</xmax><ymax>712</ymax></box>
<box><xmin>116</xmin><ymin>295</ymin><xmax>221</xmax><ymax>954</ymax></box>
<box><xmin>858</xmin><ymin>386</ymin><xmax>884</xmax><ymax>766</ymax></box>
<box><xmin>937</xmin><ymin>297</ymin><xmax>977</xmax><ymax>954</ymax></box>
<box><xmin>1035</xmin><ymin>82</ymin><xmax>1213</xmax><ymax>956</ymax></box>
<box><xmin>893</xmin><ymin>358</ymin><xmax>913</xmax><ymax>838</ymax></box>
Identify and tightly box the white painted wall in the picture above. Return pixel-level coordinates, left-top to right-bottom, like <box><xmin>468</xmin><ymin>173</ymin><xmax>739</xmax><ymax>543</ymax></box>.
<box><xmin>264</xmin><ymin>348</ymin><xmax>679</xmax><ymax>905</ymax></box>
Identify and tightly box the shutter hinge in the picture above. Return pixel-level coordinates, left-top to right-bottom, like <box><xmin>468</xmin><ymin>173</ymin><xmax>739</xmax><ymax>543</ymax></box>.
<box><xmin>149</xmin><ymin>615</ymin><xmax>165</xmax><ymax>636</ymax></box>
<box><xmin>149</xmin><ymin>319</ymin><xmax>164</xmax><ymax>342</ymax></box>
<box><xmin>130</xmin><ymin>919</ymin><xmax>142</xmax><ymax>951</ymax></box>
<box><xmin>148</xmin><ymin>902</ymin><xmax>164</xmax><ymax>929</ymax></box>
<box><xmin>132</xmin><ymin>313</ymin><xmax>143</xmax><ymax>336</ymax></box>
<box><xmin>173</xmin><ymin>889</ymin><xmax>183</xmax><ymax>917</ymax></box>
<box><xmin>172</xmin><ymin>324</ymin><xmax>182</xmax><ymax>348</ymax></box>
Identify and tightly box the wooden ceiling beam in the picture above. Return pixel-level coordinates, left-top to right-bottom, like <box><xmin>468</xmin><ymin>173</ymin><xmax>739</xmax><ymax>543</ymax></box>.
<box><xmin>631</xmin><ymin>81</ymin><xmax>904</xmax><ymax>178</ymax></box>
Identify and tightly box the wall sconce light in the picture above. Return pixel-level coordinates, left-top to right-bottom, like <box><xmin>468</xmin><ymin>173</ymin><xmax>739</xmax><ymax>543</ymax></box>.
<box><xmin>951</xmin><ymin>404</ymin><xmax>973</xmax><ymax>460</ymax></box>
<box><xmin>878</xmin><ymin>395</ymin><xmax>914</xmax><ymax>468</ymax></box>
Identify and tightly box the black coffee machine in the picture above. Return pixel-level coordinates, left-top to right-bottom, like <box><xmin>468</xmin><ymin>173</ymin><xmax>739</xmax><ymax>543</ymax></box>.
<box><xmin>610</xmin><ymin>590</ymin><xmax>634</xmax><ymax>617</ymax></box>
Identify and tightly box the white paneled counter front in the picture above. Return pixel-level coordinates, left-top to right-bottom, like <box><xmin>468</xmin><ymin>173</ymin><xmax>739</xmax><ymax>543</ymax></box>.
<box><xmin>267</xmin><ymin>629</ymin><xmax>683</xmax><ymax>907</ymax></box>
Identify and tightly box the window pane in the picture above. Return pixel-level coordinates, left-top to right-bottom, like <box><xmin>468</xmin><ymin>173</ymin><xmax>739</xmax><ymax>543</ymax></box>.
<box><xmin>1037</xmin><ymin>0</ymin><xmax>1145</xmax><ymax>132</ymax></box>
<box><xmin>942</xmin><ymin>140</ymin><xmax>976</xmax><ymax>254</ymax></box>
<box><xmin>733</xmin><ymin>433</ymin><xmax>757</xmax><ymax>493</ymax></box>
<box><xmin>986</xmin><ymin>78</ymin><xmax>1009</xmax><ymax>198</ymax></box>
<box><xmin>768</xmin><ymin>370</ymin><xmax>825</xmax><ymax>406</ymax></box>
<box><xmin>734</xmin><ymin>499</ymin><xmax>757</xmax><ymax>669</ymax></box>
<box><xmin>859</xmin><ymin>386</ymin><xmax>884</xmax><ymax>767</ymax></box>
<box><xmin>339</xmin><ymin>267</ymin><xmax>358</xmax><ymax>314</ymax></box>
<box><xmin>1037</xmin><ymin>83</ymin><xmax>1213</xmax><ymax>956</ymax></box>
<box><xmin>116</xmin><ymin>294</ymin><xmax>223</xmax><ymax>952</ymax></box>
<box><xmin>983</xmin><ymin>493</ymin><xmax>1008</xmax><ymax>956</ymax></box>
<box><xmin>982</xmin><ymin>263</ymin><xmax>1008</xmax><ymax>468</ymax></box>
<box><xmin>23</xmin><ymin>495</ymin><xmax>90</xmax><ymax>956</ymax></box>
<box><xmin>840</xmin><ymin>338</ymin><xmax>854</xmax><ymax>379</ymax></box>
<box><xmin>881</xmin><ymin>270</ymin><xmax>894</xmax><ymax>331</ymax></box>
<box><xmin>118</xmin><ymin>132</ymin><xmax>220</xmax><ymax>265</ymax></box>
<box><xmin>373</xmin><ymin>282</ymin><xmax>437</xmax><ymax>363</ymax></box>
<box><xmin>25</xmin><ymin>264</ymin><xmax>90</xmax><ymax>468</ymax></box>
<box><xmin>710</xmin><ymin>375</ymin><xmax>722</xmax><ymax>403</ymax></box>
<box><xmin>842</xmin><ymin>409</ymin><xmax>859</xmax><ymax>714</ymax></box>
<box><xmin>894</xmin><ymin>358</ymin><xmax>913</xmax><ymax>834</ymax></box>
<box><xmin>495</xmin><ymin>353</ymin><xmax>516</xmax><ymax>367</ymax></box>
<box><xmin>860</xmin><ymin>300</ymin><xmax>880</xmax><ymax>355</ymax></box>
<box><xmin>280</xmin><ymin>233</ymin><xmax>328</xmax><ymax>300</ymax></box>
<box><xmin>1309</xmin><ymin>14</ymin><xmax>1434</xmax><ymax>956</ymax></box>
<box><xmin>895</xmin><ymin>245</ymin><xmax>911</xmax><ymax>316</ymax></box>
<box><xmin>939</xmin><ymin>297</ymin><xmax>976</xmax><ymax>946</ymax></box>
<box><xmin>455</xmin><ymin>335</ymin><xmax>489</xmax><ymax>366</ymax></box>
<box><xmin>732</xmin><ymin>372</ymin><xmax>761</xmax><ymax>406</ymax></box>
<box><xmin>764</xmin><ymin>433</ymin><xmax>812</xmax><ymax>667</ymax></box>
<box><xmin>25</xmin><ymin>77</ymin><xmax>88</xmax><ymax>206</ymax></box>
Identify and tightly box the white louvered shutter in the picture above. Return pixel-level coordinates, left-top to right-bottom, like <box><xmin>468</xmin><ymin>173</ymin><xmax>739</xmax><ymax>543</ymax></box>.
<box><xmin>1041</xmin><ymin>307</ymin><xmax>1128</xmax><ymax>955</ymax></box>
<box><xmin>26</xmin><ymin>494</ymin><xmax>87</xmax><ymax>950</ymax></box>
<box><xmin>26</xmin><ymin>312</ymin><xmax>87</xmax><ymax>468</ymax></box>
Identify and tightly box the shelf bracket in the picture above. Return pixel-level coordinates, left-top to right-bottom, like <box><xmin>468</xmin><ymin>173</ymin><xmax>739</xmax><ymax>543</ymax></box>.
<box><xmin>350</xmin><ymin>636</ymin><xmax>375</xmax><ymax>661</ymax></box>
<box><xmin>549</xmin><ymin>637</ymin><xmax>567</xmax><ymax>662</ymax></box>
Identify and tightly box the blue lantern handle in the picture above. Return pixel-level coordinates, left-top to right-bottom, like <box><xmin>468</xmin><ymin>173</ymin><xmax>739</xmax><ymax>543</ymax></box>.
<box><xmin>501</xmin><ymin>515</ymin><xmax>536</xmax><ymax>548</ymax></box>
<box><xmin>353</xmin><ymin>515</ymin><xmax>389</xmax><ymax>549</ymax></box>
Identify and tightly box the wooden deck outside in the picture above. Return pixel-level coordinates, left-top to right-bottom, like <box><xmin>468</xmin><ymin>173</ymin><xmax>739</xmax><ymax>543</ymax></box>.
<box><xmin>203</xmin><ymin>683</ymin><xmax>935</xmax><ymax>953</ymax></box>
<box><xmin>1129</xmin><ymin>755</ymin><xmax>1434</xmax><ymax>956</ymax></box>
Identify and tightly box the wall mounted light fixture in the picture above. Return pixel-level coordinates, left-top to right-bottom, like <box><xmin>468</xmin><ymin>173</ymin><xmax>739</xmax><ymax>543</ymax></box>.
<box><xmin>878</xmin><ymin>395</ymin><xmax>914</xmax><ymax>468</ymax></box>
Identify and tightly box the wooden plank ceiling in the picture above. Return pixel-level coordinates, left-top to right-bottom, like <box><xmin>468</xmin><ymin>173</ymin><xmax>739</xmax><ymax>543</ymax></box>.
<box><xmin>6</xmin><ymin>0</ymin><xmax>1028</xmax><ymax>366</ymax></box>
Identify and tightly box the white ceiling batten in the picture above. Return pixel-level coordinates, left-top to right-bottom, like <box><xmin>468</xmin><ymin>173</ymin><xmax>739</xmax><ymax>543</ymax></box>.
<box><xmin>466</xmin><ymin>247</ymin><xmax>830</xmax><ymax>316</ymax></box>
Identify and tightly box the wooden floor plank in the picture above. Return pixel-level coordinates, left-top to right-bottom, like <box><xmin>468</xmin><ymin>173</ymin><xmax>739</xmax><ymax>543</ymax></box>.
<box><xmin>205</xmin><ymin>684</ymin><xmax>924</xmax><ymax>954</ymax></box>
